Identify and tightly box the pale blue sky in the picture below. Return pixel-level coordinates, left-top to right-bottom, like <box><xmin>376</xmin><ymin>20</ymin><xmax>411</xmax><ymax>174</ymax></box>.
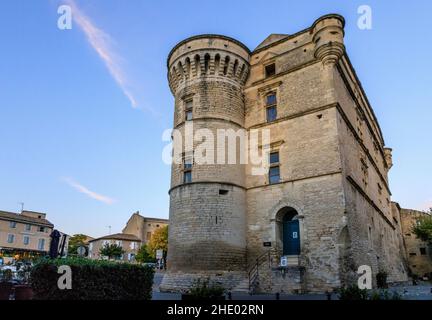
<box><xmin>0</xmin><ymin>0</ymin><xmax>431</xmax><ymax>237</ymax></box>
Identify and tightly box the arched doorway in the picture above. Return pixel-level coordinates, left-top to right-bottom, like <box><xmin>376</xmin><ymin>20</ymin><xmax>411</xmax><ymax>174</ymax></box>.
<box><xmin>276</xmin><ymin>207</ymin><xmax>300</xmax><ymax>255</ymax></box>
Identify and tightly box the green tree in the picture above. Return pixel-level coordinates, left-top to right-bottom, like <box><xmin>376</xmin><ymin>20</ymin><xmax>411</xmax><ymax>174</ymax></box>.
<box><xmin>135</xmin><ymin>245</ymin><xmax>155</xmax><ymax>263</ymax></box>
<box><xmin>99</xmin><ymin>243</ymin><xmax>125</xmax><ymax>260</ymax></box>
<box><xmin>412</xmin><ymin>209</ymin><xmax>432</xmax><ymax>244</ymax></box>
<box><xmin>147</xmin><ymin>226</ymin><xmax>168</xmax><ymax>258</ymax></box>
<box><xmin>68</xmin><ymin>234</ymin><xmax>90</xmax><ymax>255</ymax></box>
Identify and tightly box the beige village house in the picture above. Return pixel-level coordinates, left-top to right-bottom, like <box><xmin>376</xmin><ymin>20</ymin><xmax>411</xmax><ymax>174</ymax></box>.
<box><xmin>88</xmin><ymin>212</ymin><xmax>168</xmax><ymax>261</ymax></box>
<box><xmin>0</xmin><ymin>210</ymin><xmax>68</xmax><ymax>260</ymax></box>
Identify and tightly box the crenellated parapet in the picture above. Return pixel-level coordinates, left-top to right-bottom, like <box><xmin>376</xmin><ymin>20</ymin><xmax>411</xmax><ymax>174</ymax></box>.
<box><xmin>311</xmin><ymin>14</ymin><xmax>345</xmax><ymax>66</ymax></box>
<box><xmin>167</xmin><ymin>35</ymin><xmax>251</xmax><ymax>94</ymax></box>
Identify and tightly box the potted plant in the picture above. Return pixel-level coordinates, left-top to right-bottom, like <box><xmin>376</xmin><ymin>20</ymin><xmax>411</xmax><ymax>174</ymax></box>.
<box><xmin>0</xmin><ymin>269</ymin><xmax>13</xmax><ymax>300</ymax></box>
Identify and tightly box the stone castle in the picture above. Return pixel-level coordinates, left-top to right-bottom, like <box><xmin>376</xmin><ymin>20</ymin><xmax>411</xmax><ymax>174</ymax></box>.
<box><xmin>160</xmin><ymin>14</ymin><xmax>421</xmax><ymax>293</ymax></box>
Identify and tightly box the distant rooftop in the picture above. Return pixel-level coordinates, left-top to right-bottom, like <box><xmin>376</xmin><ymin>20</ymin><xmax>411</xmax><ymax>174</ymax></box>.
<box><xmin>131</xmin><ymin>211</ymin><xmax>169</xmax><ymax>222</ymax></box>
<box><xmin>89</xmin><ymin>233</ymin><xmax>141</xmax><ymax>242</ymax></box>
<box><xmin>0</xmin><ymin>210</ymin><xmax>53</xmax><ymax>227</ymax></box>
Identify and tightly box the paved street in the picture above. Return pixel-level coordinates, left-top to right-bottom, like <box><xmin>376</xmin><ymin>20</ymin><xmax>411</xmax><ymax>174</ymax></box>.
<box><xmin>152</xmin><ymin>272</ymin><xmax>432</xmax><ymax>300</ymax></box>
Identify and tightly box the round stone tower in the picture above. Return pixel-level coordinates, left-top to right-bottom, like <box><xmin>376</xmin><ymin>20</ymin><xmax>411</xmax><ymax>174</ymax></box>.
<box><xmin>161</xmin><ymin>35</ymin><xmax>250</xmax><ymax>291</ymax></box>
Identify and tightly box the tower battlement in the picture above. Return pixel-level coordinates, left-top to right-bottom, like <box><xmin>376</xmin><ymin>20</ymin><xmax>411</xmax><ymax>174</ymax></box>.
<box><xmin>168</xmin><ymin>35</ymin><xmax>251</xmax><ymax>94</ymax></box>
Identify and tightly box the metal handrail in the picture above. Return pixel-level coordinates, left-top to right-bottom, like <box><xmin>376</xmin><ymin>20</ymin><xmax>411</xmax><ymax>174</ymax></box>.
<box><xmin>248</xmin><ymin>250</ymin><xmax>271</xmax><ymax>292</ymax></box>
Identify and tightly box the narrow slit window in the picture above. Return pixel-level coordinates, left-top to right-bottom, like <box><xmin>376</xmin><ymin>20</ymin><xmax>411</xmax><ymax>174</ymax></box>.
<box><xmin>183</xmin><ymin>155</ymin><xmax>193</xmax><ymax>183</ymax></box>
<box><xmin>185</xmin><ymin>100</ymin><xmax>193</xmax><ymax>121</ymax></box>
<box><xmin>183</xmin><ymin>171</ymin><xmax>192</xmax><ymax>183</ymax></box>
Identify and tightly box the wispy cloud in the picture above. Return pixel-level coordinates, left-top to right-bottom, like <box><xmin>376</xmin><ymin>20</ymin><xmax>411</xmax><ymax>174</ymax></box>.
<box><xmin>62</xmin><ymin>177</ymin><xmax>115</xmax><ymax>205</ymax></box>
<box><xmin>66</xmin><ymin>0</ymin><xmax>138</xmax><ymax>108</ymax></box>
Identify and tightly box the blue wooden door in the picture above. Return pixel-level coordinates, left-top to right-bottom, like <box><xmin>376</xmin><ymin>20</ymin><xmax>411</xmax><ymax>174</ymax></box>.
<box><xmin>283</xmin><ymin>220</ymin><xmax>300</xmax><ymax>255</ymax></box>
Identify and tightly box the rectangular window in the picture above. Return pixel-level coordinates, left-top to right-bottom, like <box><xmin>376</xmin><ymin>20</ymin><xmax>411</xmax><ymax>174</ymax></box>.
<box><xmin>265</xmin><ymin>63</ymin><xmax>275</xmax><ymax>77</ymax></box>
<box><xmin>183</xmin><ymin>171</ymin><xmax>192</xmax><ymax>183</ymax></box>
<box><xmin>38</xmin><ymin>226</ymin><xmax>45</xmax><ymax>232</ymax></box>
<box><xmin>266</xmin><ymin>106</ymin><xmax>277</xmax><ymax>122</ymax></box>
<box><xmin>420</xmin><ymin>248</ymin><xmax>427</xmax><ymax>255</ymax></box>
<box><xmin>270</xmin><ymin>152</ymin><xmax>279</xmax><ymax>164</ymax></box>
<box><xmin>25</xmin><ymin>224</ymin><xmax>31</xmax><ymax>231</ymax></box>
<box><xmin>10</xmin><ymin>221</ymin><xmax>16</xmax><ymax>228</ymax></box>
<box><xmin>23</xmin><ymin>236</ymin><xmax>30</xmax><ymax>245</ymax></box>
<box><xmin>146</xmin><ymin>232</ymin><xmax>152</xmax><ymax>241</ymax></box>
<box><xmin>7</xmin><ymin>234</ymin><xmax>14</xmax><ymax>243</ymax></box>
<box><xmin>266</xmin><ymin>93</ymin><xmax>277</xmax><ymax>122</ymax></box>
<box><xmin>185</xmin><ymin>100</ymin><xmax>193</xmax><ymax>121</ymax></box>
<box><xmin>38</xmin><ymin>239</ymin><xmax>45</xmax><ymax>250</ymax></box>
<box><xmin>266</xmin><ymin>93</ymin><xmax>277</xmax><ymax>106</ymax></box>
<box><xmin>184</xmin><ymin>157</ymin><xmax>193</xmax><ymax>170</ymax></box>
<box><xmin>269</xmin><ymin>151</ymin><xmax>280</xmax><ymax>184</ymax></box>
<box><xmin>269</xmin><ymin>166</ymin><xmax>280</xmax><ymax>184</ymax></box>
<box><xmin>183</xmin><ymin>155</ymin><xmax>192</xmax><ymax>183</ymax></box>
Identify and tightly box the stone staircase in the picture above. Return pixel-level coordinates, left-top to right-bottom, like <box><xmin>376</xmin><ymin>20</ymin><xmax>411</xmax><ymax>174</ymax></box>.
<box><xmin>231</xmin><ymin>278</ymin><xmax>250</xmax><ymax>293</ymax></box>
<box><xmin>244</xmin><ymin>252</ymin><xmax>306</xmax><ymax>294</ymax></box>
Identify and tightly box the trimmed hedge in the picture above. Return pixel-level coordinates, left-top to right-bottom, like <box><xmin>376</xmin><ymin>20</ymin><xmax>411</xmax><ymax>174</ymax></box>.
<box><xmin>30</xmin><ymin>258</ymin><xmax>154</xmax><ymax>300</ymax></box>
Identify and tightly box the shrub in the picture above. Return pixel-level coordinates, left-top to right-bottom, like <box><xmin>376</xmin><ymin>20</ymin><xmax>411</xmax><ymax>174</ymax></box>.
<box><xmin>337</xmin><ymin>285</ymin><xmax>403</xmax><ymax>300</ymax></box>
<box><xmin>187</xmin><ymin>278</ymin><xmax>225</xmax><ymax>299</ymax></box>
<box><xmin>337</xmin><ymin>285</ymin><xmax>369</xmax><ymax>300</ymax></box>
<box><xmin>376</xmin><ymin>270</ymin><xmax>388</xmax><ymax>288</ymax></box>
<box><xmin>30</xmin><ymin>257</ymin><xmax>154</xmax><ymax>300</ymax></box>
<box><xmin>369</xmin><ymin>289</ymin><xmax>402</xmax><ymax>300</ymax></box>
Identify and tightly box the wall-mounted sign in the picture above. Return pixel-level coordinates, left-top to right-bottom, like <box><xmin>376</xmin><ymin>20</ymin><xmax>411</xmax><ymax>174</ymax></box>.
<box><xmin>263</xmin><ymin>242</ymin><xmax>272</xmax><ymax>247</ymax></box>
<box><xmin>280</xmin><ymin>256</ymin><xmax>288</xmax><ymax>267</ymax></box>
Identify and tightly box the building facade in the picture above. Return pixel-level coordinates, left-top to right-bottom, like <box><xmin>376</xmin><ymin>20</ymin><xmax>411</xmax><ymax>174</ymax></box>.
<box><xmin>122</xmin><ymin>212</ymin><xmax>168</xmax><ymax>244</ymax></box>
<box><xmin>400</xmin><ymin>208</ymin><xmax>432</xmax><ymax>278</ymax></box>
<box><xmin>0</xmin><ymin>210</ymin><xmax>53</xmax><ymax>259</ymax></box>
<box><xmin>88</xmin><ymin>233</ymin><xmax>141</xmax><ymax>262</ymax></box>
<box><xmin>161</xmin><ymin>14</ymin><xmax>410</xmax><ymax>293</ymax></box>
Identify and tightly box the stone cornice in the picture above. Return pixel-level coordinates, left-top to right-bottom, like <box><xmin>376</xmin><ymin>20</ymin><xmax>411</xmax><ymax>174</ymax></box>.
<box><xmin>168</xmin><ymin>181</ymin><xmax>246</xmax><ymax>194</ymax></box>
